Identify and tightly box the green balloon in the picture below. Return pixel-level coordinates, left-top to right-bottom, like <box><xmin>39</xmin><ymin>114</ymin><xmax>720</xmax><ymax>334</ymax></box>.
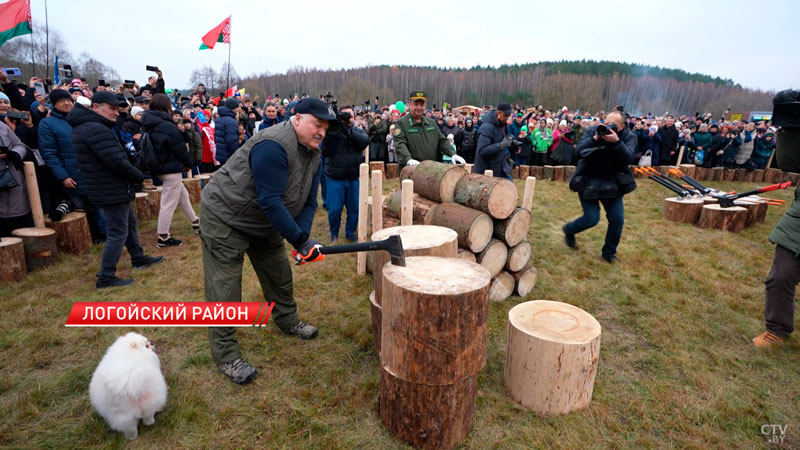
<box><xmin>395</xmin><ymin>101</ymin><xmax>405</xmax><ymax>113</ymax></box>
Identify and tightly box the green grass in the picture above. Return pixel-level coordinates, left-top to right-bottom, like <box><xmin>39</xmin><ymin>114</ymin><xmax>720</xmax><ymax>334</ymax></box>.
<box><xmin>1</xmin><ymin>177</ymin><xmax>799</xmax><ymax>449</ymax></box>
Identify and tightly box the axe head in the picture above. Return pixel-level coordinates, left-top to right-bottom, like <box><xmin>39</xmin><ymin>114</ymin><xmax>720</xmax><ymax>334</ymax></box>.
<box><xmin>384</xmin><ymin>234</ymin><xmax>406</xmax><ymax>266</ymax></box>
<box><xmin>717</xmin><ymin>196</ymin><xmax>736</xmax><ymax>208</ymax></box>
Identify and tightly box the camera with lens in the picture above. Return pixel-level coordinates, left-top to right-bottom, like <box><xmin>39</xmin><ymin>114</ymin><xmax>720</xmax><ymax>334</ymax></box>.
<box><xmin>596</xmin><ymin>123</ymin><xmax>618</xmax><ymax>137</ymax></box>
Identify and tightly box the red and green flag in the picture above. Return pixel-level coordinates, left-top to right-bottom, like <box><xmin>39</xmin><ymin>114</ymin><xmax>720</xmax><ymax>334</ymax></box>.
<box><xmin>199</xmin><ymin>16</ymin><xmax>230</xmax><ymax>50</ymax></box>
<box><xmin>0</xmin><ymin>0</ymin><xmax>33</xmax><ymax>47</ymax></box>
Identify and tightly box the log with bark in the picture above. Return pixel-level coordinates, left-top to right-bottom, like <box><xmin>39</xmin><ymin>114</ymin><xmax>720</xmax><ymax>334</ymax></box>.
<box><xmin>400</xmin><ymin>165</ymin><xmax>416</xmax><ymax>181</ymax></box>
<box><xmin>679</xmin><ymin>164</ymin><xmax>696</xmax><ymax>178</ymax></box>
<box><xmin>183</xmin><ymin>177</ymin><xmax>202</xmax><ymax>204</ymax></box>
<box><xmin>518</xmin><ymin>165</ymin><xmax>530</xmax><ymax>179</ymax></box>
<box><xmin>476</xmin><ymin>238</ymin><xmax>508</xmax><ymax>278</ymax></box>
<box><xmin>457</xmin><ymin>248</ymin><xmax>477</xmax><ymax>263</ymax></box>
<box><xmin>383</xmin><ymin>191</ymin><xmax>439</xmax><ymax>225</ymax></box>
<box><xmin>489</xmin><ymin>271</ymin><xmax>515</xmax><ymax>302</ymax></box>
<box><xmin>564</xmin><ymin>165</ymin><xmax>576</xmax><ymax>180</ymax></box>
<box><xmin>765</xmin><ymin>168</ymin><xmax>783</xmax><ymax>183</ymax></box>
<box><xmin>370</xmin><ymin>291</ymin><xmax>381</xmax><ymax>358</ymax></box>
<box><xmin>493</xmin><ymin>207</ymin><xmax>531</xmax><ymax>247</ymax></box>
<box><xmin>11</xmin><ymin>227</ymin><xmax>58</xmax><ymax>270</ymax></box>
<box><xmin>504</xmin><ymin>300</ymin><xmax>601</xmax><ymax>415</ymax></box>
<box><xmin>512</xmin><ymin>265</ymin><xmax>538</xmax><ymax>297</ymax></box>
<box><xmin>753</xmin><ymin>169</ymin><xmax>765</xmax><ymax>183</ymax></box>
<box><xmin>429</xmin><ymin>202</ymin><xmax>494</xmax><ymax>253</ymax></box>
<box><xmin>734</xmin><ymin>200</ymin><xmax>768</xmax><ymax>229</ymax></box>
<box><xmin>453</xmin><ymin>173</ymin><xmax>518</xmax><ymax>219</ymax></box>
<box><xmin>530</xmin><ymin>165</ymin><xmax>543</xmax><ymax>179</ymax></box>
<box><xmin>542</xmin><ymin>165</ymin><xmax>555</xmax><ymax>180</ymax></box>
<box><xmin>386</xmin><ymin>163</ymin><xmax>399</xmax><ymax>179</ymax></box>
<box><xmin>410</xmin><ymin>160</ymin><xmax>467</xmax><ymax>203</ymax></box>
<box><xmin>369</xmin><ymin>161</ymin><xmax>385</xmax><ymax>178</ymax></box>
<box><xmin>552</xmin><ymin>165</ymin><xmax>565</xmax><ymax>182</ymax></box>
<box><xmin>723</xmin><ymin>168</ymin><xmax>736</xmax><ymax>182</ymax></box>
<box><xmin>505</xmin><ymin>241</ymin><xmax>531</xmax><ymax>273</ymax></box>
<box><xmin>511</xmin><ymin>166</ymin><xmax>519</xmax><ymax>179</ymax></box>
<box><xmin>0</xmin><ymin>237</ymin><xmax>26</xmax><ymax>282</ymax></box>
<box><xmin>697</xmin><ymin>204</ymin><xmax>748</xmax><ymax>232</ymax></box>
<box><xmin>663</xmin><ymin>197</ymin><xmax>704</xmax><ymax>225</ymax></box>
<box><xmin>45</xmin><ymin>211</ymin><xmax>92</xmax><ymax>254</ymax></box>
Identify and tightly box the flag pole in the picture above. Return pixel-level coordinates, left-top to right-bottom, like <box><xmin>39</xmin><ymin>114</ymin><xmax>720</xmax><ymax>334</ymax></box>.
<box><xmin>227</xmin><ymin>41</ymin><xmax>231</xmax><ymax>90</ymax></box>
<box><xmin>45</xmin><ymin>0</ymin><xmax>49</xmax><ymax>79</ymax></box>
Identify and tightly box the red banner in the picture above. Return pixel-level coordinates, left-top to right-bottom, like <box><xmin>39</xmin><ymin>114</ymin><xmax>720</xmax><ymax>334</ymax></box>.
<box><xmin>65</xmin><ymin>302</ymin><xmax>274</xmax><ymax>327</ymax></box>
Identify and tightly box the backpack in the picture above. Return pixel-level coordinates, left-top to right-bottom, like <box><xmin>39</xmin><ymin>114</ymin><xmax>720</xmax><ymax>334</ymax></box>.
<box><xmin>134</xmin><ymin>131</ymin><xmax>161</xmax><ymax>174</ymax></box>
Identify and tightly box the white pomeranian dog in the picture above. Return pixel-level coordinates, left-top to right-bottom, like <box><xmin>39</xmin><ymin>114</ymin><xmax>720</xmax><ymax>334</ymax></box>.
<box><xmin>89</xmin><ymin>332</ymin><xmax>168</xmax><ymax>440</ymax></box>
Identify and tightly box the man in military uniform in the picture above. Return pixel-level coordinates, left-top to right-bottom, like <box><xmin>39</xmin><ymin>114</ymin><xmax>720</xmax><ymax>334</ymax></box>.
<box><xmin>393</xmin><ymin>90</ymin><xmax>466</xmax><ymax>167</ymax></box>
<box><xmin>200</xmin><ymin>98</ymin><xmax>334</xmax><ymax>384</ymax></box>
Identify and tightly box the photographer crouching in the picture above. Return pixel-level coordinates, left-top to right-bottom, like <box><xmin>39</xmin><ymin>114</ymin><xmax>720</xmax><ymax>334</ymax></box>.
<box><xmin>320</xmin><ymin>104</ymin><xmax>369</xmax><ymax>242</ymax></box>
<box><xmin>563</xmin><ymin>110</ymin><xmax>637</xmax><ymax>264</ymax></box>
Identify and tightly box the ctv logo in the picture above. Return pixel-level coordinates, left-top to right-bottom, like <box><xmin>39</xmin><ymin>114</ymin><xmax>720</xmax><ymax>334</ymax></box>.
<box><xmin>761</xmin><ymin>424</ymin><xmax>787</xmax><ymax>445</ymax></box>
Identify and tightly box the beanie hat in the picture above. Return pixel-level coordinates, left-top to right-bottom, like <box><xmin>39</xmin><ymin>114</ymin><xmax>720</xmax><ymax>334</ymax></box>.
<box><xmin>48</xmin><ymin>89</ymin><xmax>73</xmax><ymax>105</ymax></box>
<box><xmin>224</xmin><ymin>98</ymin><xmax>240</xmax><ymax>110</ymax></box>
<box><xmin>69</xmin><ymin>87</ymin><xmax>84</xmax><ymax>96</ymax></box>
<box><xmin>559</xmin><ymin>120</ymin><xmax>567</xmax><ymax>127</ymax></box>
<box><xmin>0</xmin><ymin>92</ymin><xmax>9</xmax><ymax>102</ymax></box>
<box><xmin>130</xmin><ymin>106</ymin><xmax>144</xmax><ymax>117</ymax></box>
<box><xmin>76</xmin><ymin>96</ymin><xmax>91</xmax><ymax>107</ymax></box>
<box><xmin>546</xmin><ymin>118</ymin><xmax>554</xmax><ymax>125</ymax></box>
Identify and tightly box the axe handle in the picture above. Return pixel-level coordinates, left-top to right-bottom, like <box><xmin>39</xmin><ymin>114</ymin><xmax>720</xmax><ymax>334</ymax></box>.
<box><xmin>319</xmin><ymin>241</ymin><xmax>389</xmax><ymax>255</ymax></box>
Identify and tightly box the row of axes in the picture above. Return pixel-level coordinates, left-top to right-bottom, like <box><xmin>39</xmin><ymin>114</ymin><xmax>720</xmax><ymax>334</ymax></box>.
<box><xmin>634</xmin><ymin>166</ymin><xmax>790</xmax><ymax>208</ymax></box>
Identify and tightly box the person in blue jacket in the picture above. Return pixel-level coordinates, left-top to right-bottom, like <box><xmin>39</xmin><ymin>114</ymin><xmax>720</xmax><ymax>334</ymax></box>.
<box><xmin>214</xmin><ymin>97</ymin><xmax>242</xmax><ymax>164</ymax></box>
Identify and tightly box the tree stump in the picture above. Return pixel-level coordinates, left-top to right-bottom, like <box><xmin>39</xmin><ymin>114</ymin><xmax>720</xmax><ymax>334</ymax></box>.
<box><xmin>380</xmin><ymin>367</ymin><xmax>477</xmax><ymax>450</ymax></box>
<box><xmin>11</xmin><ymin>227</ymin><xmax>58</xmax><ymax>271</ymax></box>
<box><xmin>505</xmin><ymin>241</ymin><xmax>532</xmax><ymax>273</ymax></box>
<box><xmin>457</xmin><ymin>248</ymin><xmax>477</xmax><ymax>263</ymax></box>
<box><xmin>512</xmin><ymin>265</ymin><xmax>538</xmax><ymax>297</ymax></box>
<box><xmin>564</xmin><ymin>165</ymin><xmax>576</xmax><ymax>181</ymax></box>
<box><xmin>493</xmin><ymin>207</ymin><xmax>531</xmax><ymax>247</ymax></box>
<box><xmin>370</xmin><ymin>291</ymin><xmax>382</xmax><ymax>358</ymax></box>
<box><xmin>663</xmin><ymin>197</ymin><xmax>704</xmax><ymax>225</ymax></box>
<box><xmin>705</xmin><ymin>167</ymin><xmax>716</xmax><ymax>181</ymax></box>
<box><xmin>657</xmin><ymin>166</ymin><xmax>671</xmax><ymax>176</ymax></box>
<box><xmin>701</xmin><ymin>196</ymin><xmax>719</xmax><ymax>205</ymax></box>
<box><xmin>45</xmin><ymin>211</ymin><xmax>92</xmax><ymax>254</ymax></box>
<box><xmin>183</xmin><ymin>177</ymin><xmax>202</xmax><ymax>204</ymax></box>
<box><xmin>740</xmin><ymin>197</ymin><xmax>769</xmax><ymax>223</ymax></box>
<box><xmin>697</xmin><ymin>204</ymin><xmax>748</xmax><ymax>232</ymax></box>
<box><xmin>733</xmin><ymin>169</ymin><xmax>746</xmax><ymax>182</ymax></box>
<box><xmin>530</xmin><ymin>165</ymin><xmax>543</xmax><ymax>179</ymax></box>
<box><xmin>384</xmin><ymin>191</ymin><xmax>439</xmax><ymax>225</ymax></box>
<box><xmin>148</xmin><ymin>187</ymin><xmax>163</xmax><ymax>218</ymax></box>
<box><xmin>679</xmin><ymin>164</ymin><xmax>696</xmax><ymax>178</ymax></box>
<box><xmin>476</xmin><ymin>238</ymin><xmax>508</xmax><ymax>278</ymax></box>
<box><xmin>753</xmin><ymin>169</ymin><xmax>765</xmax><ymax>183</ymax></box>
<box><xmin>693</xmin><ymin>167</ymin><xmax>707</xmax><ymax>181</ymax></box>
<box><xmin>400</xmin><ymin>165</ymin><xmax>416</xmax><ymax>181</ymax></box>
<box><xmin>381</xmin><ymin>256</ymin><xmax>491</xmax><ymax>384</ymax></box>
<box><xmin>142</xmin><ymin>178</ymin><xmax>154</xmax><ymax>190</ymax></box>
<box><xmin>542</xmin><ymin>165</ymin><xmax>555</xmax><ymax>180</ymax></box>
<box><xmin>765</xmin><ymin>168</ymin><xmax>783</xmax><ymax>183</ymax></box>
<box><xmin>430</xmin><ymin>202</ymin><xmax>493</xmax><ymax>252</ymax></box>
<box><xmin>410</xmin><ymin>161</ymin><xmax>466</xmax><ymax>203</ymax></box>
<box><xmin>453</xmin><ymin>173</ymin><xmax>518</xmax><ymax>219</ymax></box>
<box><xmin>489</xmin><ymin>271</ymin><xmax>515</xmax><ymax>302</ymax></box>
<box><xmin>552</xmin><ymin>166</ymin><xmax>565</xmax><ymax>181</ymax></box>
<box><xmin>743</xmin><ymin>170</ymin><xmax>755</xmax><ymax>182</ymax></box>
<box><xmin>369</xmin><ymin>161</ymin><xmax>385</xmax><ymax>178</ymax></box>
<box><xmin>371</xmin><ymin>225</ymin><xmax>458</xmax><ymax>306</ymax></box>
<box><xmin>198</xmin><ymin>173</ymin><xmax>213</xmax><ymax>188</ymax></box>
<box><xmin>711</xmin><ymin>167</ymin><xmax>723</xmax><ymax>181</ymax></box>
<box><xmin>134</xmin><ymin>192</ymin><xmax>153</xmax><ymax>221</ymax></box>
<box><xmin>504</xmin><ymin>300</ymin><xmax>601</xmax><ymax>415</ymax></box>
<box><xmin>386</xmin><ymin>163</ymin><xmax>399</xmax><ymax>179</ymax></box>
<box><xmin>734</xmin><ymin>200</ymin><xmax>768</xmax><ymax>228</ymax></box>
<box><xmin>723</xmin><ymin>169</ymin><xmax>736</xmax><ymax>182</ymax></box>
<box><xmin>0</xmin><ymin>237</ymin><xmax>27</xmax><ymax>282</ymax></box>
<box><xmin>519</xmin><ymin>165</ymin><xmax>530</xmax><ymax>179</ymax></box>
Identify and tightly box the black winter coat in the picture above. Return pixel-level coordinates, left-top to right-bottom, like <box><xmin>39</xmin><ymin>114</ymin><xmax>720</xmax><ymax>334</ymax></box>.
<box><xmin>473</xmin><ymin>110</ymin><xmax>510</xmax><ymax>177</ymax></box>
<box><xmin>321</xmin><ymin>126</ymin><xmax>369</xmax><ymax>180</ymax></box>
<box><xmin>569</xmin><ymin>125</ymin><xmax>637</xmax><ymax>200</ymax></box>
<box><xmin>140</xmin><ymin>110</ymin><xmax>192</xmax><ymax>175</ymax></box>
<box><xmin>658</xmin><ymin>125</ymin><xmax>680</xmax><ymax>164</ymax></box>
<box><xmin>460</xmin><ymin>126</ymin><xmax>477</xmax><ymax>163</ymax></box>
<box><xmin>68</xmin><ymin>104</ymin><xmax>145</xmax><ymax>206</ymax></box>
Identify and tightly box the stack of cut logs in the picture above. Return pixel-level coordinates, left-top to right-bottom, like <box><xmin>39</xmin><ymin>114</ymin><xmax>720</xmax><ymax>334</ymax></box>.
<box><xmin>507</xmin><ymin>164</ymin><xmax>575</xmax><ymax>182</ymax></box>
<box><xmin>381</xmin><ymin>161</ymin><xmax>538</xmax><ymax>302</ymax></box>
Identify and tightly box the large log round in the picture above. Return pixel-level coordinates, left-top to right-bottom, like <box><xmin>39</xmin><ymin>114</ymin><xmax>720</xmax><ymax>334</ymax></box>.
<box><xmin>663</xmin><ymin>197</ymin><xmax>704</xmax><ymax>225</ymax></box>
<box><xmin>371</xmin><ymin>225</ymin><xmax>458</xmax><ymax>306</ymax></box>
<box><xmin>723</xmin><ymin>168</ymin><xmax>736</xmax><ymax>182</ymax></box>
<box><xmin>505</xmin><ymin>241</ymin><xmax>532</xmax><ymax>273</ymax></box>
<box><xmin>379</xmin><ymin>367</ymin><xmax>477</xmax><ymax>450</ymax></box>
<box><xmin>383</xmin><ymin>191</ymin><xmax>439</xmax><ymax>225</ymax></box>
<box><xmin>679</xmin><ymin>164</ymin><xmax>696</xmax><ymax>178</ymax></box>
<box><xmin>740</xmin><ymin>196</ymin><xmax>769</xmax><ymax>223</ymax></box>
<box><xmin>453</xmin><ymin>173</ymin><xmax>518</xmax><ymax>219</ymax></box>
<box><xmin>429</xmin><ymin>202</ymin><xmax>493</xmax><ymax>253</ymax></box>
<box><xmin>552</xmin><ymin>165</ymin><xmax>565</xmax><ymax>182</ymax></box>
<box><xmin>410</xmin><ymin>161</ymin><xmax>466</xmax><ymax>203</ymax></box>
<box><xmin>370</xmin><ymin>291</ymin><xmax>381</xmax><ymax>358</ymax></box>
<box><xmin>475</xmin><ymin>238</ymin><xmax>508</xmax><ymax>278</ymax></box>
<box><xmin>134</xmin><ymin>192</ymin><xmax>153</xmax><ymax>221</ymax></box>
<box><xmin>148</xmin><ymin>187</ymin><xmax>163</xmax><ymax>219</ymax></box>
<box><xmin>381</xmin><ymin>256</ymin><xmax>491</xmax><ymax>384</ymax></box>
<box><xmin>518</xmin><ymin>165</ymin><xmax>530</xmax><ymax>179</ymax></box>
<box><xmin>530</xmin><ymin>165</ymin><xmax>543</xmax><ymax>179</ymax></box>
<box><xmin>45</xmin><ymin>211</ymin><xmax>92</xmax><ymax>254</ymax></box>
<box><xmin>0</xmin><ymin>237</ymin><xmax>27</xmax><ymax>282</ymax></box>
<box><xmin>399</xmin><ymin>164</ymin><xmax>416</xmax><ymax>180</ymax></box>
<box><xmin>542</xmin><ymin>165</ymin><xmax>554</xmax><ymax>180</ymax></box>
<box><xmin>489</xmin><ymin>271</ymin><xmax>515</xmax><ymax>302</ymax></box>
<box><xmin>493</xmin><ymin>207</ymin><xmax>531</xmax><ymax>247</ymax></box>
<box><xmin>504</xmin><ymin>300</ymin><xmax>601</xmax><ymax>415</ymax></box>
<box><xmin>385</xmin><ymin>163</ymin><xmax>399</xmax><ymax>179</ymax></box>
<box><xmin>11</xmin><ymin>227</ymin><xmax>58</xmax><ymax>270</ymax></box>
<box><xmin>697</xmin><ymin>204</ymin><xmax>748</xmax><ymax>232</ymax></box>
<box><xmin>183</xmin><ymin>177</ymin><xmax>202</xmax><ymax>204</ymax></box>
<box><xmin>457</xmin><ymin>248</ymin><xmax>477</xmax><ymax>263</ymax></box>
<box><xmin>734</xmin><ymin>200</ymin><xmax>768</xmax><ymax>228</ymax></box>
<box><xmin>369</xmin><ymin>161</ymin><xmax>385</xmax><ymax>178</ymax></box>
<box><xmin>512</xmin><ymin>265</ymin><xmax>538</xmax><ymax>297</ymax></box>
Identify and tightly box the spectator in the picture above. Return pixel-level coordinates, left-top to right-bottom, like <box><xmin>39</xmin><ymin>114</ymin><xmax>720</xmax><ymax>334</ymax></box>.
<box><xmin>68</xmin><ymin>92</ymin><xmax>162</xmax><ymax>288</ymax></box>
<box><xmin>258</xmin><ymin>103</ymin><xmax>280</xmax><ymax>131</ymax></box>
<box><xmin>658</xmin><ymin>117</ymin><xmax>680</xmax><ymax>165</ymax></box>
<box><xmin>441</xmin><ymin>116</ymin><xmax>462</xmax><ymax>150</ymax></box>
<box><xmin>515</xmin><ymin>125</ymin><xmax>533</xmax><ymax>166</ymax></box>
<box><xmin>752</xmin><ymin>131</ymin><xmax>776</xmax><ymax>169</ymax></box>
<box><xmin>460</xmin><ymin>118</ymin><xmax>478</xmax><ymax>164</ymax></box>
<box><xmin>140</xmin><ymin>94</ymin><xmax>199</xmax><ymax>248</ymax></box>
<box><xmin>474</xmin><ymin>102</ymin><xmax>513</xmax><ymax>179</ymax></box>
<box><xmin>736</xmin><ymin>122</ymin><xmax>757</xmax><ymax>166</ymax></box>
<box><xmin>718</xmin><ymin>127</ymin><xmax>741</xmax><ymax>168</ymax></box>
<box><xmin>181</xmin><ymin>118</ymin><xmax>203</xmax><ymax>176</ymax></box>
<box><xmin>368</xmin><ymin>114</ymin><xmax>389</xmax><ymax>162</ymax></box>
<box><xmin>637</xmin><ymin>125</ymin><xmax>661</xmax><ymax>166</ymax></box>
<box><xmin>531</xmin><ymin>118</ymin><xmax>552</xmax><ymax>166</ymax></box>
<box><xmin>0</xmin><ymin>118</ymin><xmax>32</xmax><ymax>236</ymax></box>
<box><xmin>692</xmin><ymin>124</ymin><xmax>713</xmax><ymax>166</ymax></box>
<box><xmin>214</xmin><ymin>98</ymin><xmax>241</xmax><ymax>164</ymax></box>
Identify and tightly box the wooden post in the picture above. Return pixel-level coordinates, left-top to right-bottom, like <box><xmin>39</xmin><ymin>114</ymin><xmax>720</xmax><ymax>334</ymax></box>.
<box><xmin>400</xmin><ymin>179</ymin><xmax>414</xmax><ymax>226</ymax></box>
<box><xmin>522</xmin><ymin>177</ymin><xmax>536</xmax><ymax>211</ymax></box>
<box><xmin>357</xmin><ymin>163</ymin><xmax>369</xmax><ymax>275</ymax></box>
<box><xmin>542</xmin><ymin>165</ymin><xmax>554</xmax><ymax>180</ymax></box>
<box><xmin>23</xmin><ymin>162</ymin><xmax>45</xmax><ymax>228</ymax></box>
<box><xmin>371</xmin><ymin>170</ymin><xmax>383</xmax><ymax>235</ymax></box>
<box><xmin>464</xmin><ymin>163</ymin><xmax>473</xmax><ymax>174</ymax></box>
<box><xmin>552</xmin><ymin>165</ymin><xmax>565</xmax><ymax>182</ymax></box>
<box><xmin>134</xmin><ymin>192</ymin><xmax>153</xmax><ymax>221</ymax></box>
<box><xmin>0</xmin><ymin>237</ymin><xmax>27</xmax><ymax>282</ymax></box>
<box><xmin>675</xmin><ymin>145</ymin><xmax>685</xmax><ymax>167</ymax></box>
<box><xmin>483</xmin><ymin>169</ymin><xmax>493</xmax><ymax>177</ymax></box>
<box><xmin>504</xmin><ymin>300</ymin><xmax>601</xmax><ymax>415</ymax></box>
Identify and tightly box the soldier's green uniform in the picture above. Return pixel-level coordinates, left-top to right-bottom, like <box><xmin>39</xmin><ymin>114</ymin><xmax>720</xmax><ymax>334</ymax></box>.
<box><xmin>393</xmin><ymin>90</ymin><xmax>456</xmax><ymax>165</ymax></box>
<box><xmin>200</xmin><ymin>119</ymin><xmax>319</xmax><ymax>365</ymax></box>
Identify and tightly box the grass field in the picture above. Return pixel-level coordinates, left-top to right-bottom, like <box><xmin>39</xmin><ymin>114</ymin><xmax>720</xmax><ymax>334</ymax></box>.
<box><xmin>1</xmin><ymin>176</ymin><xmax>798</xmax><ymax>449</ymax></box>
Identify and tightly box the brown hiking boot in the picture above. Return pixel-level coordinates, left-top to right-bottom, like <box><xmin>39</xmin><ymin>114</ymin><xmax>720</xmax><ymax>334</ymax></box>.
<box><xmin>752</xmin><ymin>331</ymin><xmax>784</xmax><ymax>348</ymax></box>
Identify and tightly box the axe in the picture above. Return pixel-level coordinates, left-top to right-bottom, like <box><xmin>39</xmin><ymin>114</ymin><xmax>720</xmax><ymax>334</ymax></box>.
<box><xmin>717</xmin><ymin>182</ymin><xmax>791</xmax><ymax>208</ymax></box>
<box><xmin>319</xmin><ymin>234</ymin><xmax>406</xmax><ymax>266</ymax></box>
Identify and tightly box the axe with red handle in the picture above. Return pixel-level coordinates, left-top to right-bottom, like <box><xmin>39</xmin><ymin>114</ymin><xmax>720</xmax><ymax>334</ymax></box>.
<box><xmin>717</xmin><ymin>182</ymin><xmax>792</xmax><ymax>208</ymax></box>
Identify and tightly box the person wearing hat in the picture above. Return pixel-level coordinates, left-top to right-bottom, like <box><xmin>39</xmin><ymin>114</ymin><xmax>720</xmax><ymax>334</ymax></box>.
<box><xmin>200</xmin><ymin>97</ymin><xmax>334</xmax><ymax>384</ymax></box>
<box><xmin>393</xmin><ymin>90</ymin><xmax>465</xmax><ymax>167</ymax></box>
<box><xmin>474</xmin><ymin>102</ymin><xmax>515</xmax><ymax>178</ymax></box>
<box><xmin>68</xmin><ymin>91</ymin><xmax>164</xmax><ymax>289</ymax></box>
<box><xmin>460</xmin><ymin>117</ymin><xmax>478</xmax><ymax>164</ymax></box>
<box><xmin>214</xmin><ymin>97</ymin><xmax>242</xmax><ymax>165</ymax></box>
<box><xmin>531</xmin><ymin>118</ymin><xmax>553</xmax><ymax>166</ymax></box>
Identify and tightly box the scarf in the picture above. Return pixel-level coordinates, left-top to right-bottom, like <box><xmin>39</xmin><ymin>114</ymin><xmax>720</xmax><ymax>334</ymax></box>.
<box><xmin>744</xmin><ymin>130</ymin><xmax>753</xmax><ymax>143</ymax></box>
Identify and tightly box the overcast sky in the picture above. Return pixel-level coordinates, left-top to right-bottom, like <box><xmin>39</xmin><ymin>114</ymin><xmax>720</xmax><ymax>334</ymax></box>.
<box><xmin>27</xmin><ymin>0</ymin><xmax>800</xmax><ymax>93</ymax></box>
